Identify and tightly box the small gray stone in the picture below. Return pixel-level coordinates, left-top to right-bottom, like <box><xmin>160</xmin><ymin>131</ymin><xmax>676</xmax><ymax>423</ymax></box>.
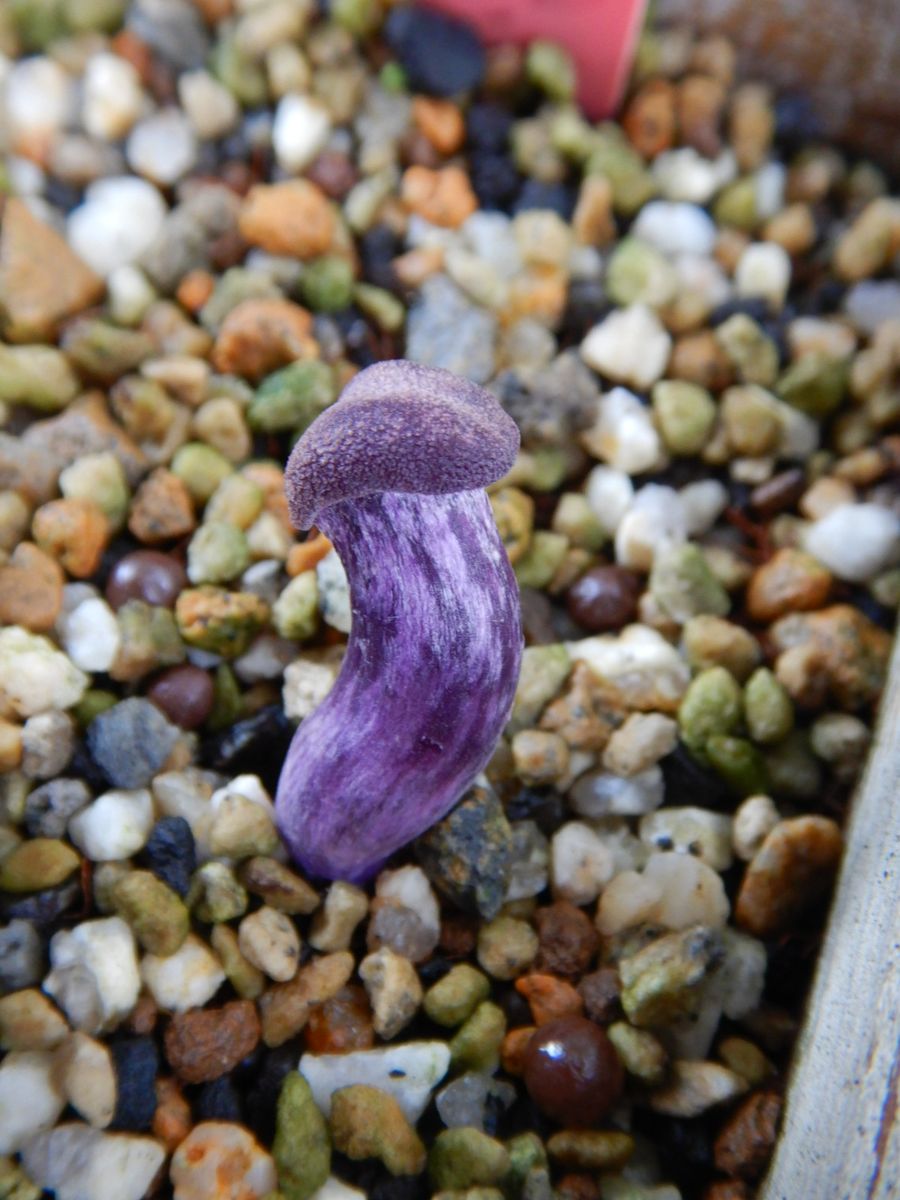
<box><xmin>0</xmin><ymin>920</ymin><xmax>44</xmax><ymax>995</ymax></box>
<box><xmin>435</xmin><ymin>1072</ymin><xmax>516</xmax><ymax>1132</ymax></box>
<box><xmin>87</xmin><ymin>699</ymin><xmax>180</xmax><ymax>788</ymax></box>
<box><xmin>406</xmin><ymin>275</ymin><xmax>498</xmax><ymax>384</ymax></box>
<box><xmin>25</xmin><ymin>779</ymin><xmax>92</xmax><ymax>839</ymax></box>
<box><xmin>21</xmin><ymin>711</ymin><xmax>76</xmax><ymax>780</ymax></box>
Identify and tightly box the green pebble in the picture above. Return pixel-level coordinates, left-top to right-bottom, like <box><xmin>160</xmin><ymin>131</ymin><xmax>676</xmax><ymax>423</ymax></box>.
<box><xmin>514</xmin><ymin>531</ymin><xmax>568</xmax><ymax>590</ymax></box>
<box><xmin>650</xmin><ymin>543</ymin><xmax>730</xmax><ymax>624</ymax></box>
<box><xmin>549</xmin><ymin>105</ymin><xmax>599</xmax><ymax>162</ymax></box>
<box><xmin>777</xmin><ymin>352</ymin><xmax>848</xmax><ymax>417</ymax></box>
<box><xmin>379</xmin><ymin>61</ymin><xmax>407</xmax><ymax>92</ymax></box>
<box><xmin>191</xmin><ymin>861</ymin><xmax>249</xmax><ymax>923</ymax></box>
<box><xmin>209</xmin><ymin>35</ymin><xmax>269</xmax><ymax>108</ymax></box>
<box><xmin>606</xmin><ymin>237</ymin><xmax>676</xmax><ymax>309</ymax></box>
<box><xmin>113</xmin><ymin>600</ymin><xmax>185</xmax><ymax>681</ymax></box>
<box><xmin>330</xmin><ymin>0</ymin><xmax>383</xmax><ymax>35</ymax></box>
<box><xmin>273</xmin><ymin>1073</ymin><xmax>331</xmax><ymax>1200</ymax></box>
<box><xmin>525</xmin><ymin>39</ymin><xmax>576</xmax><ymax>102</ymax></box>
<box><xmin>301</xmin><ymin>256</ymin><xmax>356</xmax><ymax>313</ymax></box>
<box><xmin>209</xmin><ymin>663</ymin><xmax>242</xmax><ymax>731</ymax></box>
<box><xmin>606</xmin><ymin>1021</ymin><xmax>667</xmax><ymax>1086</ymax></box>
<box><xmin>586</xmin><ymin>127</ymin><xmax>657</xmax><ymax>215</ymax></box>
<box><xmin>61</xmin><ymin>318</ymin><xmax>154</xmax><ymax>383</ymax></box>
<box><xmin>619</xmin><ymin>926</ymin><xmax>723</xmax><ymax>1028</ymax></box>
<box><xmin>273</xmin><ymin>572</ymin><xmax>319</xmax><ymax>641</ymax></box>
<box><xmin>0</xmin><ymin>838</ymin><xmax>80</xmax><ymax>893</ymax></box>
<box><xmin>449</xmin><ymin>1000</ymin><xmax>507</xmax><ymax>1074</ymax></box>
<box><xmin>0</xmin><ymin>1151</ymin><xmax>42</xmax><ymax>1200</ymax></box>
<box><xmin>713</xmin><ymin>176</ymin><xmax>758</xmax><ymax>229</ymax></box>
<box><xmin>513</xmin><ymin>446</ymin><xmax>569</xmax><ymax>494</ymax></box>
<box><xmin>112</xmin><ymin>869</ymin><xmax>190</xmax><ymax>957</ymax></box>
<box><xmin>715</xmin><ymin>313</ymin><xmax>780</xmax><ymax>386</ymax></box>
<box><xmin>63</xmin><ymin>0</ymin><xmax>125</xmax><ymax>32</ymax></box>
<box><xmin>10</xmin><ymin>0</ymin><xmax>68</xmax><ymax>49</ymax></box>
<box><xmin>551</xmin><ymin>493</ymin><xmax>606</xmax><ymax>551</ymax></box>
<box><xmin>110</xmin><ymin>376</ymin><xmax>175</xmax><ymax>443</ymax></box>
<box><xmin>743</xmin><ymin>667</ymin><xmax>794</xmax><ymax>745</ymax></box>
<box><xmin>210</xmin><ymin>923</ymin><xmax>265</xmax><ymax>1000</ymax></box>
<box><xmin>171</xmin><ymin>442</ymin><xmax>233</xmax><ymax>504</ymax></box>
<box><xmin>706</xmin><ymin>735</ymin><xmax>770</xmax><ymax>796</ymax></box>
<box><xmin>546</xmin><ymin>1130</ymin><xmax>634</xmax><ymax>1171</ymax></box>
<box><xmin>199</xmin><ymin>268</ymin><xmax>281</xmax><ymax>334</ymax></box>
<box><xmin>505</xmin><ymin>1131</ymin><xmax>548</xmax><ymax>1194</ymax></box>
<box><xmin>763</xmin><ymin>730</ymin><xmax>823</xmax><ymax>801</ymax></box>
<box><xmin>0</xmin><ymin>345</ymin><xmax>79</xmax><ymax>411</ymax></box>
<box><xmin>330</xmin><ymin>1085</ymin><xmax>426</xmax><ymax>1176</ymax></box>
<box><xmin>428</xmin><ymin>1128</ymin><xmax>511</xmax><ymax>1192</ymax></box>
<box><xmin>187</xmin><ymin>521</ymin><xmax>251</xmax><ymax>585</ymax></box>
<box><xmin>678</xmin><ymin>666</ymin><xmax>743</xmax><ymax>759</ymax></box>
<box><xmin>175</xmin><ymin>586</ymin><xmax>269</xmax><ymax>658</ymax></box>
<box><xmin>205</xmin><ymin>475</ymin><xmax>264</xmax><ymax>531</ymax></box>
<box><xmin>74</xmin><ymin>688</ymin><xmax>119</xmax><ymax>727</ymax></box>
<box><xmin>510</xmin><ymin>118</ymin><xmax>566</xmax><ymax>185</ymax></box>
<box><xmin>507</xmin><ymin>644</ymin><xmax>571</xmax><ymax>733</ymax></box>
<box><xmin>423</xmin><ymin>963</ymin><xmax>491</xmax><ymax>1028</ymax></box>
<box><xmin>651</xmin><ymin>380</ymin><xmax>717</xmax><ymax>455</ymax></box>
<box><xmin>59</xmin><ymin>452</ymin><xmax>130</xmax><ymax>530</ymax></box>
<box><xmin>249</xmin><ymin>360</ymin><xmax>337</xmax><ymax>434</ymax></box>
<box><xmin>353</xmin><ymin>283</ymin><xmax>406</xmax><ymax>333</ymax></box>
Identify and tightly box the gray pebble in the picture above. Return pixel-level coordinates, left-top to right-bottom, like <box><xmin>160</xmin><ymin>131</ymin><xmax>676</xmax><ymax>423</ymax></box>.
<box><xmin>407</xmin><ymin>275</ymin><xmax>498</xmax><ymax>384</ymax></box>
<box><xmin>24</xmin><ymin>778</ymin><xmax>92</xmax><ymax>839</ymax></box>
<box><xmin>87</xmin><ymin>698</ymin><xmax>180</xmax><ymax>789</ymax></box>
<box><xmin>0</xmin><ymin>920</ymin><xmax>44</xmax><ymax>994</ymax></box>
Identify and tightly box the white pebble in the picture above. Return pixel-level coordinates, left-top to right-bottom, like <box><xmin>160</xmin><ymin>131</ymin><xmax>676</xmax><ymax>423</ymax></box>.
<box><xmin>299</xmin><ymin>1042</ymin><xmax>451</xmax><ymax>1124</ymax></box>
<box><xmin>44</xmin><ymin>918</ymin><xmax>141</xmax><ymax>1034</ymax></box>
<box><xmin>316</xmin><ymin>550</ymin><xmax>352</xmax><ymax>633</ymax></box>
<box><xmin>178</xmin><ymin>69</ymin><xmax>240</xmax><ymax>140</ymax></box>
<box><xmin>596</xmin><ymin>869</ymin><xmax>663</xmax><ymax>935</ymax></box>
<box><xmin>68</xmin><ymin>788</ymin><xmax>154</xmax><ymax>861</ymax></box>
<box><xmin>375</xmin><ymin>866</ymin><xmax>441</xmax><ymax>940</ymax></box>
<box><xmin>570</xmin><ymin>766</ymin><xmax>665</xmax><ymax>818</ymax></box>
<box><xmin>461</xmin><ymin>211</ymin><xmax>523</xmax><ymax>279</ymax></box>
<box><xmin>735</xmin><ymin>242</ymin><xmax>792</xmax><ymax>310</ymax></box>
<box><xmin>107</xmin><ymin>264</ymin><xmax>157</xmax><ymax>325</ymax></box>
<box><xmin>273</xmin><ymin>92</ymin><xmax>332</xmax><ymax>173</ymax></box>
<box><xmin>585</xmin><ymin>465</ymin><xmax>634</xmax><ymax>535</ymax></box>
<box><xmin>68</xmin><ymin>176</ymin><xmax>167</xmax><ymax>276</ymax></box>
<box><xmin>632</xmin><ymin>201</ymin><xmax>717</xmax><ymax>257</ymax></box>
<box><xmin>581</xmin><ymin>305</ymin><xmax>672</xmax><ymax>391</ymax></box>
<box><xmin>640</xmin><ymin>807</ymin><xmax>733</xmax><ymax>871</ymax></box>
<box><xmin>615</xmin><ymin>483</ymin><xmax>687</xmax><ymax>570</ymax></box>
<box><xmin>211</xmin><ymin>773</ymin><xmax>273</xmax><ymax>814</ymax></box>
<box><xmin>643</xmin><ymin>851</ymin><xmax>730</xmax><ymax>929</ymax></box>
<box><xmin>311</xmin><ymin>1181</ymin><xmax>367</xmax><ymax>1200</ymax></box>
<box><xmin>127</xmin><ymin>108</ymin><xmax>197</xmax><ymax>186</ymax></box>
<box><xmin>843</xmin><ymin>280</ymin><xmax>900</xmax><ymax>335</ymax></box>
<box><xmin>141</xmin><ymin>934</ymin><xmax>225</xmax><ymax>1013</ymax></box>
<box><xmin>716</xmin><ymin>927</ymin><xmax>768</xmax><ymax>1019</ymax></box>
<box><xmin>21</xmin><ymin>1123</ymin><xmax>166</xmax><ymax>1200</ymax></box>
<box><xmin>568</xmin><ymin>624</ymin><xmax>691</xmax><ymax>709</ymax></box>
<box><xmin>680</xmin><ymin>479</ymin><xmax>729</xmax><ymax>537</ymax></box>
<box><xmin>0</xmin><ymin>1051</ymin><xmax>65</xmax><ymax>1154</ymax></box>
<box><xmin>283</xmin><ymin>654</ymin><xmax>341</xmax><ymax>720</ymax></box>
<box><xmin>82</xmin><ymin>53</ymin><xmax>144</xmax><ymax>141</ymax></box>
<box><xmin>754</xmin><ymin>161</ymin><xmax>786</xmax><ymax>221</ymax></box>
<box><xmin>550</xmin><ymin>821</ymin><xmax>616</xmax><ymax>906</ymax></box>
<box><xmin>238</xmin><ymin>906</ymin><xmax>300</xmax><ymax>982</ymax></box>
<box><xmin>0</xmin><ymin>626</ymin><xmax>88</xmax><ymax>718</ymax></box>
<box><xmin>804</xmin><ymin>503</ymin><xmax>900</xmax><ymax>582</ymax></box>
<box><xmin>652</xmin><ymin>147</ymin><xmax>737</xmax><ymax>204</ymax></box>
<box><xmin>58</xmin><ymin>1032</ymin><xmax>116</xmax><ymax>1129</ymax></box>
<box><xmin>732</xmin><ymin>794</ymin><xmax>780</xmax><ymax>862</ymax></box>
<box><xmin>5</xmin><ymin>56</ymin><xmax>74</xmax><ymax>143</ymax></box>
<box><xmin>59</xmin><ymin>597</ymin><xmax>122</xmax><ymax>673</ymax></box>
<box><xmin>582</xmin><ymin>386</ymin><xmax>663</xmax><ymax>475</ymax></box>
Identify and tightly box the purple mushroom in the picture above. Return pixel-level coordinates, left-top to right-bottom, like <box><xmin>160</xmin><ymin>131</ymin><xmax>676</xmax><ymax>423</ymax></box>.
<box><xmin>275</xmin><ymin>360</ymin><xmax>523</xmax><ymax>882</ymax></box>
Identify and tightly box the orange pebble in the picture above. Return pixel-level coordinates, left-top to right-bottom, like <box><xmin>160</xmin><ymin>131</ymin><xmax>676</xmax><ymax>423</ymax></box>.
<box><xmin>32</xmin><ymin>498</ymin><xmax>109</xmax><ymax>579</ymax></box>
<box><xmin>412</xmin><ymin>96</ymin><xmax>466</xmax><ymax>156</ymax></box>
<box><xmin>515</xmin><ymin>973</ymin><xmax>585</xmax><ymax>1026</ymax></box>
<box><xmin>501</xmin><ymin>1025</ymin><xmax>537</xmax><ymax>1076</ymax></box>
<box><xmin>401</xmin><ymin>165</ymin><xmax>477</xmax><ymax>229</ymax></box>
<box><xmin>176</xmin><ymin>269</ymin><xmax>215</xmax><ymax>314</ymax></box>
<box><xmin>286</xmin><ymin>533</ymin><xmax>333</xmax><ymax>577</ymax></box>
<box><xmin>152</xmin><ymin>1076</ymin><xmax>192</xmax><ymax>1152</ymax></box>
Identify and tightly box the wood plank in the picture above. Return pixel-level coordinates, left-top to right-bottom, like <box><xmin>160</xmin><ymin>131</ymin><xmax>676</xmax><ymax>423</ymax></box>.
<box><xmin>759</xmin><ymin>634</ymin><xmax>900</xmax><ymax>1200</ymax></box>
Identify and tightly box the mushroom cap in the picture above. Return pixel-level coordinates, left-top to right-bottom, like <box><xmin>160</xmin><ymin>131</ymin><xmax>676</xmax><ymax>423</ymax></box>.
<box><xmin>284</xmin><ymin>360</ymin><xmax>520</xmax><ymax>529</ymax></box>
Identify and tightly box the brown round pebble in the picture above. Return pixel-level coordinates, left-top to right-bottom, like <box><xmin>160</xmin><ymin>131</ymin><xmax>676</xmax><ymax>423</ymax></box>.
<box><xmin>523</xmin><ymin>1015</ymin><xmax>624</xmax><ymax>1127</ymax></box>
<box><xmin>534</xmin><ymin>901</ymin><xmax>599</xmax><ymax>979</ymax></box>
<box><xmin>146</xmin><ymin>665</ymin><xmax>215</xmax><ymax>730</ymax></box>
<box><xmin>566</xmin><ymin>567</ymin><xmax>640</xmax><ymax>632</ymax></box>
<box><xmin>713</xmin><ymin>1089</ymin><xmax>783</xmax><ymax>1180</ymax></box>
<box><xmin>163</xmin><ymin>999</ymin><xmax>261</xmax><ymax>1084</ymax></box>
<box><xmin>304</xmin><ymin>984</ymin><xmax>374</xmax><ymax>1054</ymax></box>
<box><xmin>576</xmin><ymin>969</ymin><xmax>623</xmax><ymax>1025</ymax></box>
<box><xmin>106</xmin><ymin>550</ymin><xmax>189</xmax><ymax>610</ymax></box>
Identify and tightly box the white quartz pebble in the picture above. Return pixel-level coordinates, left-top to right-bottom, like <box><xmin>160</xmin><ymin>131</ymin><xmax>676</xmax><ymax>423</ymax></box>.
<box><xmin>44</xmin><ymin>918</ymin><xmax>141</xmax><ymax>1034</ymax></box>
<box><xmin>585</xmin><ymin>465</ymin><xmax>634</xmax><ymax>535</ymax></box>
<box><xmin>68</xmin><ymin>176</ymin><xmax>167</xmax><ymax>276</ymax></box>
<box><xmin>615</xmin><ymin>484</ymin><xmax>687</xmax><ymax>570</ymax></box>
<box><xmin>632</xmin><ymin>201</ymin><xmax>717</xmax><ymax>256</ymax></box>
<box><xmin>178</xmin><ymin>70</ymin><xmax>240</xmax><ymax>140</ymax></box>
<box><xmin>68</xmin><ymin>789</ymin><xmax>154</xmax><ymax>861</ymax></box>
<box><xmin>21</xmin><ymin>1123</ymin><xmax>166</xmax><ymax>1200</ymax></box>
<box><xmin>804</xmin><ymin>503</ymin><xmax>900</xmax><ymax>582</ymax></box>
<box><xmin>273</xmin><ymin>93</ymin><xmax>331</xmax><ymax>173</ymax></box>
<box><xmin>141</xmin><ymin>934</ymin><xmax>225</xmax><ymax>1013</ymax></box>
<box><xmin>680</xmin><ymin>479</ymin><xmax>729</xmax><ymax>537</ymax></box>
<box><xmin>735</xmin><ymin>241</ymin><xmax>792</xmax><ymax>310</ymax></box>
<box><xmin>582</xmin><ymin>386</ymin><xmax>663</xmax><ymax>475</ymax></box>
<box><xmin>570</xmin><ymin>766</ymin><xmax>665</xmax><ymax>819</ymax></box>
<box><xmin>59</xmin><ymin>597</ymin><xmax>122</xmax><ymax>673</ymax></box>
<box><xmin>652</xmin><ymin>147</ymin><xmax>737</xmax><ymax>204</ymax></box>
<box><xmin>299</xmin><ymin>1042</ymin><xmax>451</xmax><ymax>1124</ymax></box>
<box><xmin>581</xmin><ymin>305</ymin><xmax>672</xmax><ymax>391</ymax></box>
<box><xmin>127</xmin><ymin>108</ymin><xmax>197</xmax><ymax>186</ymax></box>
<box><xmin>550</xmin><ymin>821</ymin><xmax>616</xmax><ymax>906</ymax></box>
<box><xmin>375</xmin><ymin>866</ymin><xmax>441</xmax><ymax>940</ymax></box>
<box><xmin>82</xmin><ymin>53</ymin><xmax>144</xmax><ymax>141</ymax></box>
<box><xmin>0</xmin><ymin>1050</ymin><xmax>66</xmax><ymax>1154</ymax></box>
<box><xmin>5</xmin><ymin>56</ymin><xmax>74</xmax><ymax>144</ymax></box>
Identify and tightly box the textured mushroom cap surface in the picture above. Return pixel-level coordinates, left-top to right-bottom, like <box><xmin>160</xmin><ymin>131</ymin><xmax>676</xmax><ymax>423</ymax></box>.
<box><xmin>285</xmin><ymin>360</ymin><xmax>519</xmax><ymax>529</ymax></box>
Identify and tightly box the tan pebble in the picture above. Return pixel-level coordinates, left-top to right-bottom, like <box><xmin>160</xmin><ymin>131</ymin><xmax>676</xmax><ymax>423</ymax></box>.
<box><xmin>714</xmin><ymin>1088</ymin><xmax>782</xmax><ymax>1180</ymax></box>
<box><xmin>678</xmin><ymin>73</ymin><xmax>726</xmax><ymax>157</ymax></box>
<box><xmin>746</xmin><ymin>548</ymin><xmax>833</xmax><ymax>622</ymax></box>
<box><xmin>211</xmin><ymin>298</ymin><xmax>317</xmax><ymax>381</ymax></box>
<box><xmin>238</xmin><ymin>180</ymin><xmax>336</xmax><ymax>259</ymax></box>
<box><xmin>511</xmin><ymin>729</ymin><xmax>570</xmax><ymax>785</ymax></box>
<box><xmin>763</xmin><ymin>203</ymin><xmax>817</xmax><ymax>256</ymax></box>
<box><xmin>546</xmin><ymin>1130</ymin><xmax>635</xmax><ymax>1171</ymax></box>
<box><xmin>622</xmin><ymin>79</ymin><xmax>676</xmax><ymax>158</ymax></box>
<box><xmin>359</xmin><ymin>946</ymin><xmax>423</xmax><ymax>1040</ymax></box>
<box><xmin>503</xmin><ymin>266</ymin><xmax>568</xmax><ymax>328</ymax></box>
<box><xmin>412</xmin><ymin>96</ymin><xmax>465</xmax><ymax>155</ymax></box>
<box><xmin>239</xmin><ymin>856</ymin><xmax>319</xmax><ymax>915</ymax></box>
<box><xmin>308</xmin><ymin>880</ymin><xmax>369</xmax><ymax>952</ymax></box>
<box><xmin>572</xmin><ymin>176</ymin><xmax>615</xmax><ymax>247</ymax></box>
<box><xmin>175</xmin><ymin>269</ymin><xmax>215</xmax><ymax>314</ymax></box>
<box><xmin>259</xmin><ymin>950</ymin><xmax>354</xmax><ymax>1047</ymax></box>
<box><xmin>0</xmin><ymin>199</ymin><xmax>103</xmax><ymax>342</ymax></box>
<box><xmin>152</xmin><ymin>1075</ymin><xmax>192</xmax><ymax>1152</ymax></box>
<box><xmin>57</xmin><ymin>1031</ymin><xmax>116</xmax><ymax>1128</ymax></box>
<box><xmin>192</xmin><ymin>397</ymin><xmax>251</xmax><ymax>464</ymax></box>
<box><xmin>735</xmin><ymin>816</ymin><xmax>842</xmax><ymax>938</ymax></box>
<box><xmin>729</xmin><ymin>83</ymin><xmax>774</xmax><ymax>170</ymax></box>
<box><xmin>0</xmin><ymin>542</ymin><xmax>63</xmax><ymax>631</ymax></box>
<box><xmin>0</xmin><ymin>988</ymin><xmax>69</xmax><ymax>1050</ymax></box>
<box><xmin>392</xmin><ymin>245</ymin><xmax>445</xmax><ymax>289</ymax></box>
<box><xmin>477</xmin><ymin>916</ymin><xmax>539</xmax><ymax>981</ymax></box>
<box><xmin>717</xmin><ymin>1036</ymin><xmax>775</xmax><ymax>1086</ymax></box>
<box><xmin>400</xmin><ymin>165</ymin><xmax>477</xmax><ymax>228</ymax></box>
<box><xmin>164</xmin><ymin>999</ymin><xmax>261</xmax><ymax>1084</ymax></box>
<box><xmin>286</xmin><ymin>533</ymin><xmax>333</xmax><ymax>577</ymax></box>
<box><xmin>669</xmin><ymin>330</ymin><xmax>734</xmax><ymax>392</ymax></box>
<box><xmin>650</xmin><ymin>1060</ymin><xmax>748</xmax><ymax>1117</ymax></box>
<box><xmin>238</xmin><ymin>906</ymin><xmax>301</xmax><ymax>982</ymax></box>
<box><xmin>0</xmin><ymin>719</ymin><xmax>23</xmax><ymax>770</ymax></box>
<box><xmin>32</xmin><ymin>497</ymin><xmax>109</xmax><ymax>578</ymax></box>
<box><xmin>602</xmin><ymin>712</ymin><xmax>677</xmax><ymax>777</ymax></box>
<box><xmin>798</xmin><ymin>476</ymin><xmax>855</xmax><ymax>521</ymax></box>
<box><xmin>501</xmin><ymin>1025</ymin><xmax>536</xmax><ymax>1076</ymax></box>
<box><xmin>732</xmin><ymin>795</ymin><xmax>780</xmax><ymax>862</ymax></box>
<box><xmin>171</xmin><ymin>1121</ymin><xmax>277</xmax><ymax>1200</ymax></box>
<box><xmin>128</xmin><ymin>468</ymin><xmax>196</xmax><ymax>545</ymax></box>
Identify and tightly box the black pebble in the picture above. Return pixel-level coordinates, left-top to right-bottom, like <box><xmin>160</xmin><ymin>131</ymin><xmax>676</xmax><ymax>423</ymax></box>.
<box><xmin>774</xmin><ymin>93</ymin><xmax>826</xmax><ymax>147</ymax></box>
<box><xmin>512</xmin><ymin>179</ymin><xmax>577</xmax><ymax>220</ymax></box>
<box><xmin>200</xmin><ymin>704</ymin><xmax>294</xmax><ymax>789</ymax></box>
<box><xmin>504</xmin><ymin>787</ymin><xmax>565</xmax><ymax>836</ymax></box>
<box><xmin>195</xmin><ymin>1075</ymin><xmax>243</xmax><ymax>1123</ymax></box>
<box><xmin>384</xmin><ymin>6</ymin><xmax>486</xmax><ymax>97</ymax></box>
<box><xmin>245</xmin><ymin>1045</ymin><xmax>299</xmax><ymax>1143</ymax></box>
<box><xmin>560</xmin><ymin>278</ymin><xmax>613</xmax><ymax>341</ymax></box>
<box><xmin>709</xmin><ymin>296</ymin><xmax>773</xmax><ymax>326</ymax></box>
<box><xmin>360</xmin><ymin>225</ymin><xmax>402</xmax><ymax>292</ymax></box>
<box><xmin>0</xmin><ymin>880</ymin><xmax>81</xmax><ymax>927</ymax></box>
<box><xmin>470</xmin><ymin>153</ymin><xmax>521</xmax><ymax>211</ymax></box>
<box><xmin>467</xmin><ymin>103</ymin><xmax>514</xmax><ymax>153</ymax></box>
<box><xmin>661</xmin><ymin>744</ymin><xmax>732</xmax><ymax>812</ymax></box>
<box><xmin>110</xmin><ymin>1037</ymin><xmax>159</xmax><ymax>1132</ymax></box>
<box><xmin>142</xmin><ymin>816</ymin><xmax>196</xmax><ymax>898</ymax></box>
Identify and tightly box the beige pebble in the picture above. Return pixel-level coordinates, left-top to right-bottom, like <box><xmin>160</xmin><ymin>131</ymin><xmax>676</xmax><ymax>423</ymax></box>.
<box><xmin>238</xmin><ymin>906</ymin><xmax>301</xmax><ymax>983</ymax></box>
<box><xmin>308</xmin><ymin>881</ymin><xmax>369</xmax><ymax>952</ymax></box>
<box><xmin>359</xmin><ymin>946</ymin><xmax>422</xmax><ymax>1040</ymax></box>
<box><xmin>57</xmin><ymin>1031</ymin><xmax>116</xmax><ymax>1128</ymax></box>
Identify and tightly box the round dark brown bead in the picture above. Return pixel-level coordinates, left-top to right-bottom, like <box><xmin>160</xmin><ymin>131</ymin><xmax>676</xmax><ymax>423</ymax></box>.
<box><xmin>147</xmin><ymin>665</ymin><xmax>214</xmax><ymax>730</ymax></box>
<box><xmin>106</xmin><ymin>550</ymin><xmax>188</xmax><ymax>610</ymax></box>
<box><xmin>565</xmin><ymin>567</ymin><xmax>640</xmax><ymax>632</ymax></box>
<box><xmin>523</xmin><ymin>1015</ymin><xmax>624</xmax><ymax>1127</ymax></box>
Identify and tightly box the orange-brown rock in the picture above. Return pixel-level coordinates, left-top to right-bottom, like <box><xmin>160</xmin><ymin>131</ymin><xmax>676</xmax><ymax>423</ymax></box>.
<box><xmin>622</xmin><ymin>79</ymin><xmax>677</xmax><ymax>158</ymax></box>
<box><xmin>677</xmin><ymin>73</ymin><xmax>727</xmax><ymax>158</ymax></box>
<box><xmin>164</xmin><ymin>1000</ymin><xmax>261</xmax><ymax>1084</ymax></box>
<box><xmin>238</xmin><ymin>180</ymin><xmax>336</xmax><ymax>259</ymax></box>
<box><xmin>0</xmin><ymin>199</ymin><xmax>104</xmax><ymax>342</ymax></box>
<box><xmin>714</xmin><ymin>1089</ymin><xmax>783</xmax><ymax>1180</ymax></box>
<box><xmin>400</xmin><ymin>165</ymin><xmax>478</xmax><ymax>228</ymax></box>
<box><xmin>32</xmin><ymin>497</ymin><xmax>109</xmax><ymax>578</ymax></box>
<box><xmin>746</xmin><ymin>549</ymin><xmax>833</xmax><ymax>622</ymax></box>
<box><xmin>735</xmin><ymin>816</ymin><xmax>842</xmax><ymax>938</ymax></box>
<box><xmin>0</xmin><ymin>542</ymin><xmax>64</xmax><ymax>631</ymax></box>
<box><xmin>286</xmin><ymin>533</ymin><xmax>333</xmax><ymax>577</ymax></box>
<box><xmin>128</xmin><ymin>468</ymin><xmax>196</xmax><ymax>544</ymax></box>
<box><xmin>515</xmin><ymin>974</ymin><xmax>584</xmax><ymax>1026</ymax></box>
<box><xmin>211</xmin><ymin>298</ymin><xmax>317</xmax><ymax>381</ymax></box>
<box><xmin>259</xmin><ymin>950</ymin><xmax>354</xmax><ymax>1047</ymax></box>
<box><xmin>412</xmin><ymin>96</ymin><xmax>466</xmax><ymax>155</ymax></box>
<box><xmin>152</xmin><ymin>1075</ymin><xmax>192</xmax><ymax>1153</ymax></box>
<box><xmin>770</xmin><ymin>604</ymin><xmax>892</xmax><ymax>709</ymax></box>
<box><xmin>573</xmin><ymin>176</ymin><xmax>616</xmax><ymax>247</ymax></box>
<box><xmin>501</xmin><ymin>1026</ymin><xmax>537</xmax><ymax>1076</ymax></box>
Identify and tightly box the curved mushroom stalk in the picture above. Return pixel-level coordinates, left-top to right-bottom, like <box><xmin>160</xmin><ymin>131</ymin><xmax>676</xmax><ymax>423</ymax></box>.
<box><xmin>276</xmin><ymin>488</ymin><xmax>521</xmax><ymax>881</ymax></box>
<box><xmin>275</xmin><ymin>360</ymin><xmax>523</xmax><ymax>882</ymax></box>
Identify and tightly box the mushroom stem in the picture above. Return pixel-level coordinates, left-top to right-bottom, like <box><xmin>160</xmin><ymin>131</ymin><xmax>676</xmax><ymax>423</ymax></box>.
<box><xmin>275</xmin><ymin>487</ymin><xmax>522</xmax><ymax>882</ymax></box>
